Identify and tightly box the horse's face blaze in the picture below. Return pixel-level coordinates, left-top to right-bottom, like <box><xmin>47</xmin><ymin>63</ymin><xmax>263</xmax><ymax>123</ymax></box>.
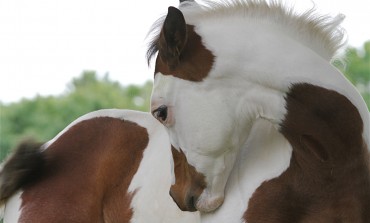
<box><xmin>150</xmin><ymin>7</ymin><xmax>237</xmax><ymax>212</ymax></box>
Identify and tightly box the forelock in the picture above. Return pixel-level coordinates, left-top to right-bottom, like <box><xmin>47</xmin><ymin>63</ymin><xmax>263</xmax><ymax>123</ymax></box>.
<box><xmin>146</xmin><ymin>15</ymin><xmax>166</xmax><ymax>66</ymax></box>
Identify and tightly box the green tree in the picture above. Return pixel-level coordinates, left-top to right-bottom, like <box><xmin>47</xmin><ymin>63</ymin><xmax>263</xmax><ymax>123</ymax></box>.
<box><xmin>0</xmin><ymin>71</ymin><xmax>153</xmax><ymax>161</ymax></box>
<box><xmin>334</xmin><ymin>41</ymin><xmax>370</xmax><ymax>109</ymax></box>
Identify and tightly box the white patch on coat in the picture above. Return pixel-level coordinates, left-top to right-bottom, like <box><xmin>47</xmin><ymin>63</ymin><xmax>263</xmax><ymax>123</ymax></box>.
<box><xmin>0</xmin><ymin>204</ymin><xmax>4</xmax><ymax>221</ymax></box>
<box><xmin>3</xmin><ymin>191</ymin><xmax>22</xmax><ymax>223</ymax></box>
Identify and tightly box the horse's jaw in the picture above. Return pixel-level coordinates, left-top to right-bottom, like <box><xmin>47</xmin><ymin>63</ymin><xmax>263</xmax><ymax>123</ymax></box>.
<box><xmin>190</xmin><ymin>145</ymin><xmax>241</xmax><ymax>213</ymax></box>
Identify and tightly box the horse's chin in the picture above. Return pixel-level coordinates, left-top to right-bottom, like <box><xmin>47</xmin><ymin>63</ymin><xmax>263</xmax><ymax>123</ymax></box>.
<box><xmin>195</xmin><ymin>193</ymin><xmax>224</xmax><ymax>213</ymax></box>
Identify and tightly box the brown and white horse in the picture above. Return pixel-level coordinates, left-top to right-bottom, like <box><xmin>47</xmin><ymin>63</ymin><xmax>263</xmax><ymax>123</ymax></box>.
<box><xmin>149</xmin><ymin>0</ymin><xmax>370</xmax><ymax>222</ymax></box>
<box><xmin>0</xmin><ymin>109</ymin><xmax>200</xmax><ymax>222</ymax></box>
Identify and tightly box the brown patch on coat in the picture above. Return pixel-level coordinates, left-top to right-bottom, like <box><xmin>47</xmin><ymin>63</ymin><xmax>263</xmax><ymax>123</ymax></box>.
<box><xmin>170</xmin><ymin>146</ymin><xmax>206</xmax><ymax>212</ymax></box>
<box><xmin>245</xmin><ymin>83</ymin><xmax>370</xmax><ymax>222</ymax></box>
<box><xmin>154</xmin><ymin>25</ymin><xmax>215</xmax><ymax>82</ymax></box>
<box><xmin>19</xmin><ymin>117</ymin><xmax>148</xmax><ymax>222</ymax></box>
<box><xmin>149</xmin><ymin>7</ymin><xmax>214</xmax><ymax>82</ymax></box>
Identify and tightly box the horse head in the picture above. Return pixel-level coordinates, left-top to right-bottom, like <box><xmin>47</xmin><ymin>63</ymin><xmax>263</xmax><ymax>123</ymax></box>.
<box><xmin>149</xmin><ymin>4</ymin><xmax>246</xmax><ymax>212</ymax></box>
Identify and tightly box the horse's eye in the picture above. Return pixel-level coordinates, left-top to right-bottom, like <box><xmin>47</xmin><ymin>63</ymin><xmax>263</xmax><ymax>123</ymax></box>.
<box><xmin>152</xmin><ymin>105</ymin><xmax>168</xmax><ymax>123</ymax></box>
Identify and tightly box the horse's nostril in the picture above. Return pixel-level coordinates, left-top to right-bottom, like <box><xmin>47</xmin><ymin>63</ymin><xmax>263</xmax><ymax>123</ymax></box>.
<box><xmin>152</xmin><ymin>105</ymin><xmax>168</xmax><ymax>122</ymax></box>
<box><xmin>186</xmin><ymin>194</ymin><xmax>198</xmax><ymax>212</ymax></box>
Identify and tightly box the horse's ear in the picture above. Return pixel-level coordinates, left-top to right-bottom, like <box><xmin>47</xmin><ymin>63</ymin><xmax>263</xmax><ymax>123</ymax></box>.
<box><xmin>159</xmin><ymin>6</ymin><xmax>187</xmax><ymax>70</ymax></box>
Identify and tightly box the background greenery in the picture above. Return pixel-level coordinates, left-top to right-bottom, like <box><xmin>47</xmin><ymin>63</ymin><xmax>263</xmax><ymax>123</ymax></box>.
<box><xmin>335</xmin><ymin>41</ymin><xmax>370</xmax><ymax>106</ymax></box>
<box><xmin>0</xmin><ymin>41</ymin><xmax>369</xmax><ymax>162</ymax></box>
<box><xmin>0</xmin><ymin>71</ymin><xmax>153</xmax><ymax>161</ymax></box>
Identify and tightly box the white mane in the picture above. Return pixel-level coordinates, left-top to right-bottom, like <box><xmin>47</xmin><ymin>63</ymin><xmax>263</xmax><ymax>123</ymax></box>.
<box><xmin>179</xmin><ymin>0</ymin><xmax>346</xmax><ymax>61</ymax></box>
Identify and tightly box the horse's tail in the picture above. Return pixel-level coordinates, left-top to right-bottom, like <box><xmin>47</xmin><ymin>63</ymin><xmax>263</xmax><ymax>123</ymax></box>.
<box><xmin>0</xmin><ymin>140</ymin><xmax>45</xmax><ymax>205</ymax></box>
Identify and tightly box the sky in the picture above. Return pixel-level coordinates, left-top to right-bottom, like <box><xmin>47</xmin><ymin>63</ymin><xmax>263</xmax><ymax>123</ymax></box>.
<box><xmin>0</xmin><ymin>0</ymin><xmax>369</xmax><ymax>104</ymax></box>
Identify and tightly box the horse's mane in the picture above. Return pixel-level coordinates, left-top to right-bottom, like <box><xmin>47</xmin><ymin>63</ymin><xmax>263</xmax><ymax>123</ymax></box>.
<box><xmin>147</xmin><ymin>0</ymin><xmax>346</xmax><ymax>64</ymax></box>
<box><xmin>0</xmin><ymin>140</ymin><xmax>45</xmax><ymax>205</ymax></box>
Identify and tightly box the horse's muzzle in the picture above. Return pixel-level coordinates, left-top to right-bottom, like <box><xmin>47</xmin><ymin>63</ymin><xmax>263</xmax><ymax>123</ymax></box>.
<box><xmin>169</xmin><ymin>189</ymin><xmax>198</xmax><ymax>212</ymax></box>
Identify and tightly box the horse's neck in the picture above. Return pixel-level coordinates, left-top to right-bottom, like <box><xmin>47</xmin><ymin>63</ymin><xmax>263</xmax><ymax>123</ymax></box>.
<box><xmin>201</xmin><ymin>119</ymin><xmax>292</xmax><ymax>223</ymax></box>
<box><xmin>198</xmin><ymin>16</ymin><xmax>369</xmax><ymax>146</ymax></box>
<box><xmin>128</xmin><ymin>124</ymin><xmax>200</xmax><ymax>223</ymax></box>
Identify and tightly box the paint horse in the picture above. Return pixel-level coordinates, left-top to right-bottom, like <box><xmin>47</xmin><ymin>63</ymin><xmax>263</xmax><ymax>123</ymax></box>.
<box><xmin>0</xmin><ymin>109</ymin><xmax>200</xmax><ymax>222</ymax></box>
<box><xmin>149</xmin><ymin>0</ymin><xmax>370</xmax><ymax>222</ymax></box>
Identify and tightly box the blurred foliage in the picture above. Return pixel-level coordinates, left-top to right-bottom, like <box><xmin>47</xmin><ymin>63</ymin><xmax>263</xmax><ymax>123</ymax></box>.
<box><xmin>0</xmin><ymin>71</ymin><xmax>152</xmax><ymax>161</ymax></box>
<box><xmin>0</xmin><ymin>42</ymin><xmax>369</xmax><ymax>162</ymax></box>
<box><xmin>334</xmin><ymin>41</ymin><xmax>370</xmax><ymax>109</ymax></box>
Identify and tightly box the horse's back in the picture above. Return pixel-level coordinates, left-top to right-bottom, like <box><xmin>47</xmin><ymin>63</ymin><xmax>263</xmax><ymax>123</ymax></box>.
<box><xmin>0</xmin><ymin>109</ymin><xmax>199</xmax><ymax>223</ymax></box>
